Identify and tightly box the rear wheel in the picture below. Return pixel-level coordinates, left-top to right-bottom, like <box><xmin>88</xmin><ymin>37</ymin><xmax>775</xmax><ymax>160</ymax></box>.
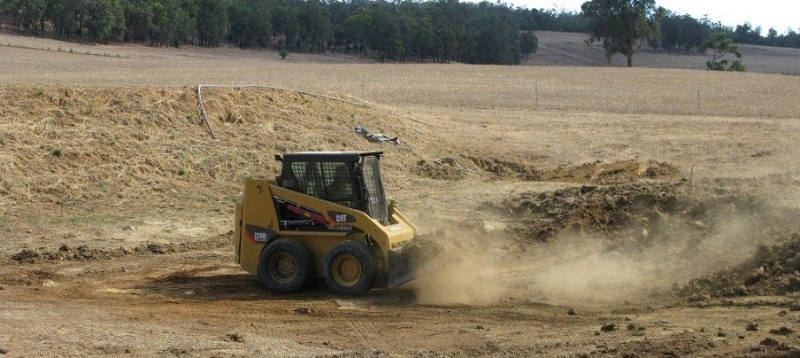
<box><xmin>258</xmin><ymin>239</ymin><xmax>314</xmax><ymax>293</ymax></box>
<box><xmin>323</xmin><ymin>240</ymin><xmax>377</xmax><ymax>296</ymax></box>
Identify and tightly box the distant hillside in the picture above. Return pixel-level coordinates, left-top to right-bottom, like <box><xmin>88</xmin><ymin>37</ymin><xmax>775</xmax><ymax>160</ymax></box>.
<box><xmin>2</xmin><ymin>31</ymin><xmax>798</xmax><ymax>74</ymax></box>
<box><xmin>529</xmin><ymin>31</ymin><xmax>800</xmax><ymax>75</ymax></box>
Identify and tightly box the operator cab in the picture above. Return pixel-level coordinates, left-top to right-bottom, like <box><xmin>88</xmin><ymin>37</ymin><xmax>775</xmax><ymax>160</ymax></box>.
<box><xmin>274</xmin><ymin>151</ymin><xmax>389</xmax><ymax>226</ymax></box>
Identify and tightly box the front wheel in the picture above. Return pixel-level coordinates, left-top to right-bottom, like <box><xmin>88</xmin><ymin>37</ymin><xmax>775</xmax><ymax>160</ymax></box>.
<box><xmin>323</xmin><ymin>240</ymin><xmax>377</xmax><ymax>296</ymax></box>
<box><xmin>258</xmin><ymin>239</ymin><xmax>314</xmax><ymax>293</ymax></box>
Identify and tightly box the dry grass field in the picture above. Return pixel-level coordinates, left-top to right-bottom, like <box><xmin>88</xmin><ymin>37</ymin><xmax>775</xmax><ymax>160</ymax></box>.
<box><xmin>2</xmin><ymin>32</ymin><xmax>800</xmax><ymax>357</ymax></box>
<box><xmin>533</xmin><ymin>31</ymin><xmax>800</xmax><ymax>75</ymax></box>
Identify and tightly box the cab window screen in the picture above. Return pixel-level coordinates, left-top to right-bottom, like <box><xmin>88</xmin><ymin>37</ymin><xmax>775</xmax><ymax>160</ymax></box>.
<box><xmin>290</xmin><ymin>161</ymin><xmax>355</xmax><ymax>206</ymax></box>
<box><xmin>290</xmin><ymin>161</ymin><xmax>323</xmax><ymax>197</ymax></box>
<box><xmin>362</xmin><ymin>156</ymin><xmax>388</xmax><ymax>224</ymax></box>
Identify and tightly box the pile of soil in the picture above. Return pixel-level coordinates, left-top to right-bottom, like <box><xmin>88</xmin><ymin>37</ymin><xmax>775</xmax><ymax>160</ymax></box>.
<box><xmin>682</xmin><ymin>234</ymin><xmax>800</xmax><ymax>298</ymax></box>
<box><xmin>498</xmin><ymin>177</ymin><xmax>798</xmax><ymax>243</ymax></box>
<box><xmin>411</xmin><ymin>158</ymin><xmax>469</xmax><ymax>181</ymax></box>
<box><xmin>6</xmin><ymin>234</ymin><xmax>230</xmax><ymax>265</ymax></box>
<box><xmin>495</xmin><ymin>180</ymin><xmax>692</xmax><ymax>242</ymax></box>
<box><xmin>414</xmin><ymin>154</ymin><xmax>680</xmax><ymax>184</ymax></box>
<box><xmin>494</xmin><ymin>175</ymin><xmax>800</xmax><ymax>298</ymax></box>
<box><xmin>467</xmin><ymin>156</ymin><xmax>680</xmax><ymax>183</ymax></box>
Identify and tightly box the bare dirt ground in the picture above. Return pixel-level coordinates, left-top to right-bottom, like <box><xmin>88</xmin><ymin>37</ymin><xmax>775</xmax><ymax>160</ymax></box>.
<box><xmin>2</xmin><ymin>33</ymin><xmax>800</xmax><ymax>357</ymax></box>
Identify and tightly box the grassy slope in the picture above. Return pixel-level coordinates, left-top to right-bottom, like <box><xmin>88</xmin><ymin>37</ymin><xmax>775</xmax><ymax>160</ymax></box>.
<box><xmin>0</xmin><ymin>85</ymin><xmax>438</xmax><ymax>248</ymax></box>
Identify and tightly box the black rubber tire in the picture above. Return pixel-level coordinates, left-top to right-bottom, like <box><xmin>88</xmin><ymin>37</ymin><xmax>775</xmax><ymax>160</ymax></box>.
<box><xmin>258</xmin><ymin>239</ymin><xmax>314</xmax><ymax>293</ymax></box>
<box><xmin>323</xmin><ymin>240</ymin><xmax>378</xmax><ymax>296</ymax></box>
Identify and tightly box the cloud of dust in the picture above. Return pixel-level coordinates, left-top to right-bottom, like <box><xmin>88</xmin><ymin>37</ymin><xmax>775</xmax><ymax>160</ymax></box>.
<box><xmin>409</xmin><ymin>248</ymin><xmax>506</xmax><ymax>305</ymax></box>
<box><xmin>400</xmin><ymin>215</ymin><xmax>508</xmax><ymax>306</ymax></box>
<box><xmin>401</xmin><ymin>196</ymin><xmax>781</xmax><ymax>306</ymax></box>
<box><xmin>526</xmin><ymin>240</ymin><xmax>651</xmax><ymax>304</ymax></box>
<box><xmin>523</xmin><ymin>212</ymin><xmax>765</xmax><ymax>305</ymax></box>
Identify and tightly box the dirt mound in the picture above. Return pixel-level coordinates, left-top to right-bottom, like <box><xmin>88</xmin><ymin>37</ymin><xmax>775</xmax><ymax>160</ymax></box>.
<box><xmin>411</xmin><ymin>158</ymin><xmax>469</xmax><ymax>180</ymax></box>
<box><xmin>419</xmin><ymin>154</ymin><xmax>681</xmax><ymax>183</ymax></box>
<box><xmin>6</xmin><ymin>234</ymin><xmax>230</xmax><ymax>266</ymax></box>
<box><xmin>541</xmin><ymin>159</ymin><xmax>680</xmax><ymax>184</ymax></box>
<box><xmin>490</xmin><ymin>176</ymin><xmax>800</xmax><ymax>300</ymax></box>
<box><xmin>498</xmin><ymin>177</ymin><xmax>798</xmax><ymax>244</ymax></box>
<box><xmin>496</xmin><ymin>180</ymin><xmax>688</xmax><ymax>242</ymax></box>
<box><xmin>682</xmin><ymin>233</ymin><xmax>800</xmax><ymax>298</ymax></box>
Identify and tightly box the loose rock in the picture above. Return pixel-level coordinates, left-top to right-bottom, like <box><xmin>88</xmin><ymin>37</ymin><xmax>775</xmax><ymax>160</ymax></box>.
<box><xmin>294</xmin><ymin>307</ymin><xmax>312</xmax><ymax>314</ymax></box>
<box><xmin>600</xmin><ymin>323</ymin><xmax>617</xmax><ymax>332</ymax></box>
<box><xmin>760</xmin><ymin>337</ymin><xmax>780</xmax><ymax>346</ymax></box>
<box><xmin>768</xmin><ymin>327</ymin><xmax>793</xmax><ymax>335</ymax></box>
<box><xmin>689</xmin><ymin>293</ymin><xmax>710</xmax><ymax>302</ymax></box>
<box><xmin>225</xmin><ymin>333</ymin><xmax>244</xmax><ymax>343</ymax></box>
<box><xmin>11</xmin><ymin>249</ymin><xmax>40</xmax><ymax>263</ymax></box>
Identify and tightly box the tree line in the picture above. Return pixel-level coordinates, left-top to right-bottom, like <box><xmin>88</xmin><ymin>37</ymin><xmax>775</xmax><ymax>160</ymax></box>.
<box><xmin>655</xmin><ymin>11</ymin><xmax>800</xmax><ymax>53</ymax></box>
<box><xmin>0</xmin><ymin>0</ymin><xmax>575</xmax><ymax>64</ymax></box>
<box><xmin>1</xmin><ymin>0</ymin><xmax>797</xmax><ymax>65</ymax></box>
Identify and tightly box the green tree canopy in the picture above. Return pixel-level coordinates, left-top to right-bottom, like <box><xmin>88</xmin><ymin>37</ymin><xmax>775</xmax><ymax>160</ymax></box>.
<box><xmin>20</xmin><ymin>0</ymin><xmax>46</xmax><ymax>34</ymax></box>
<box><xmin>701</xmin><ymin>31</ymin><xmax>745</xmax><ymax>71</ymax></box>
<box><xmin>4</xmin><ymin>0</ymin><xmax>799</xmax><ymax>60</ymax></box>
<box><xmin>581</xmin><ymin>0</ymin><xmax>664</xmax><ymax>67</ymax></box>
<box><xmin>196</xmin><ymin>0</ymin><xmax>226</xmax><ymax>47</ymax></box>
<box><xmin>228</xmin><ymin>0</ymin><xmax>272</xmax><ymax>49</ymax></box>
<box><xmin>84</xmin><ymin>0</ymin><xmax>125</xmax><ymax>43</ymax></box>
<box><xmin>123</xmin><ymin>0</ymin><xmax>154</xmax><ymax>43</ymax></box>
<box><xmin>519</xmin><ymin>31</ymin><xmax>538</xmax><ymax>59</ymax></box>
<box><xmin>0</xmin><ymin>0</ymin><xmax>545</xmax><ymax>65</ymax></box>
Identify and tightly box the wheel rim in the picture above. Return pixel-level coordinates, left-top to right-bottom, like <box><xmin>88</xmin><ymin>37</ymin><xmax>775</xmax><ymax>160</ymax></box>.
<box><xmin>331</xmin><ymin>254</ymin><xmax>361</xmax><ymax>287</ymax></box>
<box><xmin>268</xmin><ymin>252</ymin><xmax>297</xmax><ymax>284</ymax></box>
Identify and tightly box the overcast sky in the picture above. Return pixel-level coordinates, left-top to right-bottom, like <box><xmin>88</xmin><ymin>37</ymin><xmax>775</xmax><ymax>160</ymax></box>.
<box><xmin>510</xmin><ymin>0</ymin><xmax>798</xmax><ymax>34</ymax></box>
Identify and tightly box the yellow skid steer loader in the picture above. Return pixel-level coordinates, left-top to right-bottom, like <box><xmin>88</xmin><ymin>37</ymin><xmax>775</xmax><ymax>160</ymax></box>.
<box><xmin>234</xmin><ymin>151</ymin><xmax>423</xmax><ymax>295</ymax></box>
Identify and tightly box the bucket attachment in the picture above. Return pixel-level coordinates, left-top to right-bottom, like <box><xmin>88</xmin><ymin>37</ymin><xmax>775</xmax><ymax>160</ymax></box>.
<box><xmin>385</xmin><ymin>239</ymin><xmax>443</xmax><ymax>288</ymax></box>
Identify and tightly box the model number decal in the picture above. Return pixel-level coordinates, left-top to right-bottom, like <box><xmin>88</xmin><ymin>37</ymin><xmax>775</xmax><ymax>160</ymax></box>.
<box><xmin>245</xmin><ymin>224</ymin><xmax>277</xmax><ymax>243</ymax></box>
<box><xmin>331</xmin><ymin>225</ymin><xmax>354</xmax><ymax>231</ymax></box>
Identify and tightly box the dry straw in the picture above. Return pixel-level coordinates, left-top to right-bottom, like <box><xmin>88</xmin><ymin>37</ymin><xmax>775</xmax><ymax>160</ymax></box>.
<box><xmin>0</xmin><ymin>85</ymin><xmax>432</xmax><ymax>222</ymax></box>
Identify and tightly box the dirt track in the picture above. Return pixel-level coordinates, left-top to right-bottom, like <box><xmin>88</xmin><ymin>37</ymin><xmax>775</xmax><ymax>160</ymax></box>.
<box><xmin>5</xmin><ymin>225</ymin><xmax>800</xmax><ymax>357</ymax></box>
<box><xmin>2</xmin><ymin>34</ymin><xmax>800</xmax><ymax>357</ymax></box>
